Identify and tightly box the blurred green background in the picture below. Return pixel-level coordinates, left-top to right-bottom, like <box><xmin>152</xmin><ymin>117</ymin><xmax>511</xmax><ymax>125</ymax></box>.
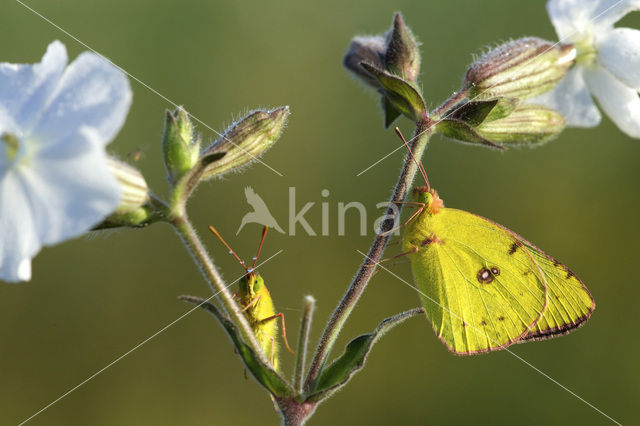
<box><xmin>1</xmin><ymin>1</ymin><xmax>639</xmax><ymax>425</ymax></box>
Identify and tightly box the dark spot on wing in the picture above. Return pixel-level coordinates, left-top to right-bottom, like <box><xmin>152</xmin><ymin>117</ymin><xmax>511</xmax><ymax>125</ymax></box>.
<box><xmin>508</xmin><ymin>241</ymin><xmax>519</xmax><ymax>255</ymax></box>
<box><xmin>523</xmin><ymin>270</ymin><xmax>531</xmax><ymax>276</ymax></box>
<box><xmin>498</xmin><ymin>316</ymin><xmax>505</xmax><ymax>321</ymax></box>
<box><xmin>477</xmin><ymin>267</ymin><xmax>500</xmax><ymax>284</ymax></box>
<box><xmin>566</xmin><ymin>269</ymin><xmax>575</xmax><ymax>279</ymax></box>
<box><xmin>480</xmin><ymin>320</ymin><xmax>487</xmax><ymax>326</ymax></box>
<box><xmin>422</xmin><ymin>234</ymin><xmax>444</xmax><ymax>246</ymax></box>
<box><xmin>462</xmin><ymin>321</ymin><xmax>468</xmax><ymax>328</ymax></box>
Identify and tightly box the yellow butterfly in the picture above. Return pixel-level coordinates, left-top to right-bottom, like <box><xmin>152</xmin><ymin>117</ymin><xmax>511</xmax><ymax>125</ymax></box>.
<box><xmin>395</xmin><ymin>129</ymin><xmax>594</xmax><ymax>354</ymax></box>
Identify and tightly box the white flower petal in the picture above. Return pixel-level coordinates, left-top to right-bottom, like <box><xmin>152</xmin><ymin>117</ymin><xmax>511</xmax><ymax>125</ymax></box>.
<box><xmin>598</xmin><ymin>27</ymin><xmax>640</xmax><ymax>90</ymax></box>
<box><xmin>592</xmin><ymin>0</ymin><xmax>640</xmax><ymax>33</ymax></box>
<box><xmin>0</xmin><ymin>174</ymin><xmax>39</xmax><ymax>282</ymax></box>
<box><xmin>547</xmin><ymin>0</ymin><xmax>601</xmax><ymax>39</ymax></box>
<box><xmin>529</xmin><ymin>67</ymin><xmax>601</xmax><ymax>127</ymax></box>
<box><xmin>547</xmin><ymin>0</ymin><xmax>640</xmax><ymax>39</ymax></box>
<box><xmin>584</xmin><ymin>65</ymin><xmax>640</xmax><ymax>137</ymax></box>
<box><xmin>31</xmin><ymin>52</ymin><xmax>132</xmax><ymax>148</ymax></box>
<box><xmin>0</xmin><ymin>41</ymin><xmax>67</xmax><ymax>133</ymax></box>
<box><xmin>27</xmin><ymin>127</ymin><xmax>121</xmax><ymax>245</ymax></box>
<box><xmin>0</xmin><ymin>41</ymin><xmax>131</xmax><ymax>283</ymax></box>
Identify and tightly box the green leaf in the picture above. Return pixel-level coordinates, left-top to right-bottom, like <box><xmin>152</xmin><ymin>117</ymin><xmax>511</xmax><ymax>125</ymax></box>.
<box><xmin>447</xmin><ymin>98</ymin><xmax>519</xmax><ymax>127</ymax></box>
<box><xmin>307</xmin><ymin>308</ymin><xmax>423</xmax><ymax>402</ymax></box>
<box><xmin>436</xmin><ymin>118</ymin><xmax>505</xmax><ymax>150</ymax></box>
<box><xmin>200</xmin><ymin>151</ymin><xmax>227</xmax><ymax>168</ymax></box>
<box><xmin>382</xmin><ymin>96</ymin><xmax>402</xmax><ymax>128</ymax></box>
<box><xmin>360</xmin><ymin>63</ymin><xmax>426</xmax><ymax>122</ymax></box>
<box><xmin>449</xmin><ymin>99</ymin><xmax>499</xmax><ymax>127</ymax></box>
<box><xmin>180</xmin><ymin>295</ymin><xmax>293</xmax><ymax>398</ymax></box>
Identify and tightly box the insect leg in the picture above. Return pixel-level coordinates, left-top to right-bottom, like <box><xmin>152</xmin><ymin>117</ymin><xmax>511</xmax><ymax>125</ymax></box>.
<box><xmin>240</xmin><ymin>294</ymin><xmax>262</xmax><ymax>313</ymax></box>
<box><xmin>259</xmin><ymin>312</ymin><xmax>295</xmax><ymax>354</ymax></box>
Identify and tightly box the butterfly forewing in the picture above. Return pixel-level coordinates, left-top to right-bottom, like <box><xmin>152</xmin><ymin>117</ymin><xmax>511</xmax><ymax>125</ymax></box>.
<box><xmin>405</xmin><ymin>208</ymin><xmax>548</xmax><ymax>354</ymax></box>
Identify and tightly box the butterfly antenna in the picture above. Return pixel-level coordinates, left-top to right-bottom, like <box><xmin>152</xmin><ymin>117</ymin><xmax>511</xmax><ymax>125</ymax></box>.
<box><xmin>251</xmin><ymin>226</ymin><xmax>269</xmax><ymax>271</ymax></box>
<box><xmin>394</xmin><ymin>127</ymin><xmax>430</xmax><ymax>191</ymax></box>
<box><xmin>208</xmin><ymin>226</ymin><xmax>248</xmax><ymax>272</ymax></box>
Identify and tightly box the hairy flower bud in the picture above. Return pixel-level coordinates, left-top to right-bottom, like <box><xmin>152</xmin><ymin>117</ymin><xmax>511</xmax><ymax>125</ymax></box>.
<box><xmin>107</xmin><ymin>158</ymin><xmax>150</xmax><ymax>213</ymax></box>
<box><xmin>384</xmin><ymin>12</ymin><xmax>421</xmax><ymax>82</ymax></box>
<box><xmin>199</xmin><ymin>107</ymin><xmax>289</xmax><ymax>179</ymax></box>
<box><xmin>95</xmin><ymin>158</ymin><xmax>159</xmax><ymax>229</ymax></box>
<box><xmin>343</xmin><ymin>36</ymin><xmax>386</xmax><ymax>89</ymax></box>
<box><xmin>464</xmin><ymin>37</ymin><xmax>576</xmax><ymax>101</ymax></box>
<box><xmin>476</xmin><ymin>104</ymin><xmax>566</xmax><ymax>145</ymax></box>
<box><xmin>162</xmin><ymin>107</ymin><xmax>200</xmax><ymax>185</ymax></box>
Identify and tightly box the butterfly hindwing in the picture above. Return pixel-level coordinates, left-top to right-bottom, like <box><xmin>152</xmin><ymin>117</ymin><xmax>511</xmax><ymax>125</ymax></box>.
<box><xmin>405</xmin><ymin>208</ymin><xmax>548</xmax><ymax>354</ymax></box>
<box><xmin>469</xmin><ymin>216</ymin><xmax>596</xmax><ymax>342</ymax></box>
<box><xmin>518</xmin><ymin>243</ymin><xmax>595</xmax><ymax>341</ymax></box>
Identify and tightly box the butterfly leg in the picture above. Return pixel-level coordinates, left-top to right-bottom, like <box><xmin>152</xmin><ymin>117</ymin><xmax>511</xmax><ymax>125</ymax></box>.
<box><xmin>365</xmin><ymin>245</ymin><xmax>418</xmax><ymax>271</ymax></box>
<box><xmin>259</xmin><ymin>312</ymin><xmax>295</xmax><ymax>354</ymax></box>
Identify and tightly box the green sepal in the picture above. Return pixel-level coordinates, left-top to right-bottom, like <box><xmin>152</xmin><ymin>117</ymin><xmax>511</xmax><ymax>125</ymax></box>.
<box><xmin>436</xmin><ymin>119</ymin><xmax>505</xmax><ymax>150</ymax></box>
<box><xmin>180</xmin><ymin>295</ymin><xmax>293</xmax><ymax>398</ymax></box>
<box><xmin>306</xmin><ymin>308</ymin><xmax>423</xmax><ymax>402</ymax></box>
<box><xmin>382</xmin><ymin>95</ymin><xmax>402</xmax><ymax>128</ymax></box>
<box><xmin>360</xmin><ymin>63</ymin><xmax>426</xmax><ymax>122</ymax></box>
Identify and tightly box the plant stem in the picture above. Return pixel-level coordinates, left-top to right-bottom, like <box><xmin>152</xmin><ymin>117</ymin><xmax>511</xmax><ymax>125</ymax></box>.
<box><xmin>303</xmin><ymin>117</ymin><xmax>433</xmax><ymax>391</ymax></box>
<box><xmin>431</xmin><ymin>87</ymin><xmax>470</xmax><ymax>120</ymax></box>
<box><xmin>294</xmin><ymin>296</ymin><xmax>316</xmax><ymax>395</ymax></box>
<box><xmin>170</xmin><ymin>211</ymin><xmax>266</xmax><ymax>362</ymax></box>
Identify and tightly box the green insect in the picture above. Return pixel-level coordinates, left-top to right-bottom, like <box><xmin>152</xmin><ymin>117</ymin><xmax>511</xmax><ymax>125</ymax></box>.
<box><xmin>394</xmin><ymin>128</ymin><xmax>595</xmax><ymax>354</ymax></box>
<box><xmin>209</xmin><ymin>225</ymin><xmax>293</xmax><ymax>370</ymax></box>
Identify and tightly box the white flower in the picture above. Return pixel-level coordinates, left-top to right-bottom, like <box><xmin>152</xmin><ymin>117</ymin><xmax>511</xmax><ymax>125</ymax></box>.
<box><xmin>0</xmin><ymin>41</ymin><xmax>132</xmax><ymax>282</ymax></box>
<box><xmin>533</xmin><ymin>0</ymin><xmax>640</xmax><ymax>137</ymax></box>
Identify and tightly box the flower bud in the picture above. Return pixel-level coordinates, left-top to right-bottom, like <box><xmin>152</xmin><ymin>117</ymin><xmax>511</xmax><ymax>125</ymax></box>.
<box><xmin>384</xmin><ymin>12</ymin><xmax>421</xmax><ymax>82</ymax></box>
<box><xmin>475</xmin><ymin>104</ymin><xmax>566</xmax><ymax>145</ymax></box>
<box><xmin>107</xmin><ymin>158</ymin><xmax>150</xmax><ymax>214</ymax></box>
<box><xmin>464</xmin><ymin>38</ymin><xmax>576</xmax><ymax>101</ymax></box>
<box><xmin>162</xmin><ymin>107</ymin><xmax>200</xmax><ymax>185</ymax></box>
<box><xmin>200</xmin><ymin>107</ymin><xmax>289</xmax><ymax>179</ymax></box>
<box><xmin>95</xmin><ymin>158</ymin><xmax>157</xmax><ymax>229</ymax></box>
<box><xmin>343</xmin><ymin>36</ymin><xmax>386</xmax><ymax>89</ymax></box>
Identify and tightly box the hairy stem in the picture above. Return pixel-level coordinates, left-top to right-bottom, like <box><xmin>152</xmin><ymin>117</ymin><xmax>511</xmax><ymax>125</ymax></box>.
<box><xmin>303</xmin><ymin>117</ymin><xmax>433</xmax><ymax>391</ymax></box>
<box><xmin>431</xmin><ymin>87</ymin><xmax>470</xmax><ymax>120</ymax></box>
<box><xmin>294</xmin><ymin>296</ymin><xmax>316</xmax><ymax>394</ymax></box>
<box><xmin>170</xmin><ymin>212</ymin><xmax>266</xmax><ymax>362</ymax></box>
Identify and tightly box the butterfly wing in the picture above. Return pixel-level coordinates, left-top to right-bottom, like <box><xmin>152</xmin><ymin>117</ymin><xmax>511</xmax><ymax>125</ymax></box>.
<box><xmin>405</xmin><ymin>208</ymin><xmax>548</xmax><ymax>355</ymax></box>
<box><xmin>517</xmin><ymin>242</ymin><xmax>595</xmax><ymax>341</ymax></box>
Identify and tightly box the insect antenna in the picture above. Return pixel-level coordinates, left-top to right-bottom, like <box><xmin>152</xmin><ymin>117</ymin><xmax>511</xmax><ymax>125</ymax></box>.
<box><xmin>394</xmin><ymin>127</ymin><xmax>430</xmax><ymax>191</ymax></box>
<box><xmin>208</xmin><ymin>225</ymin><xmax>248</xmax><ymax>272</ymax></box>
<box><xmin>251</xmin><ymin>226</ymin><xmax>269</xmax><ymax>271</ymax></box>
